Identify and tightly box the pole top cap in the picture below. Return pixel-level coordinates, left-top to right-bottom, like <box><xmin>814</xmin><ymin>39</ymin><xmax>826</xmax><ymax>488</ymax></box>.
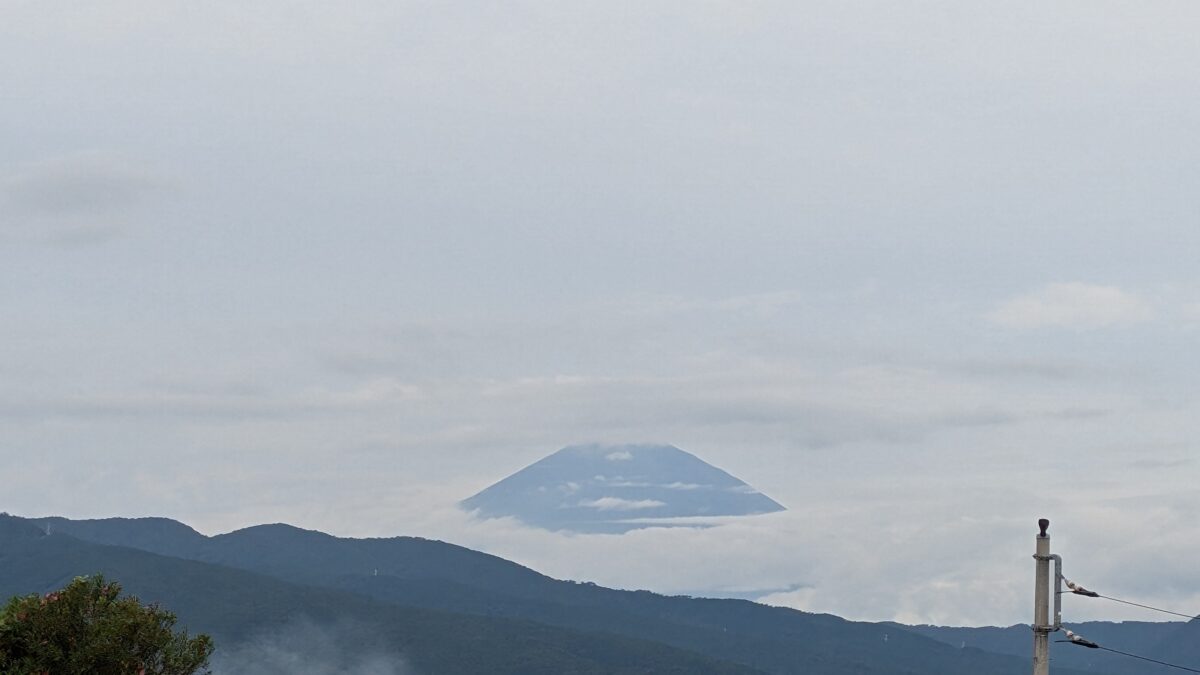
<box><xmin>1038</xmin><ymin>518</ymin><xmax>1050</xmax><ymax>537</ymax></box>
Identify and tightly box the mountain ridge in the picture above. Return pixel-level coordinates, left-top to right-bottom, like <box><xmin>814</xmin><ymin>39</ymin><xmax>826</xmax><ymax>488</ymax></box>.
<box><xmin>8</xmin><ymin>512</ymin><xmax>1106</xmax><ymax>675</ymax></box>
<box><xmin>0</xmin><ymin>514</ymin><xmax>762</xmax><ymax>675</ymax></box>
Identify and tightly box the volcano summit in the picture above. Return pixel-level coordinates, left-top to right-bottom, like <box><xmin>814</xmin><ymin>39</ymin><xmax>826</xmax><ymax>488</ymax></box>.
<box><xmin>462</xmin><ymin>444</ymin><xmax>785</xmax><ymax>533</ymax></box>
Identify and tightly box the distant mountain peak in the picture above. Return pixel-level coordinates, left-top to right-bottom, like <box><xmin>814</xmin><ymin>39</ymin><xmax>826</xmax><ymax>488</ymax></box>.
<box><xmin>461</xmin><ymin>443</ymin><xmax>785</xmax><ymax>533</ymax></box>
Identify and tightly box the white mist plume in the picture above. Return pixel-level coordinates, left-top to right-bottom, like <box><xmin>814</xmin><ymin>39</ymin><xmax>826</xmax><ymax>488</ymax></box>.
<box><xmin>210</xmin><ymin>618</ymin><xmax>413</xmax><ymax>675</ymax></box>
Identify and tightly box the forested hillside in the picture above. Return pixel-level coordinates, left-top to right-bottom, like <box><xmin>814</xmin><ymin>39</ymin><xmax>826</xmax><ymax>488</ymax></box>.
<box><xmin>4</xmin><ymin>514</ymin><xmax>1107</xmax><ymax>675</ymax></box>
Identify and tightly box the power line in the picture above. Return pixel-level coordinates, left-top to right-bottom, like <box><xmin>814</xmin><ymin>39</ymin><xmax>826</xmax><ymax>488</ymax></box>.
<box><xmin>1032</xmin><ymin>524</ymin><xmax>1200</xmax><ymax>675</ymax></box>
<box><xmin>1095</xmin><ymin>594</ymin><xmax>1199</xmax><ymax>621</ymax></box>
<box><xmin>1058</xmin><ymin>640</ymin><xmax>1200</xmax><ymax>674</ymax></box>
<box><xmin>1096</xmin><ymin>645</ymin><xmax>1200</xmax><ymax>674</ymax></box>
<box><xmin>1061</xmin><ymin>581</ymin><xmax>1199</xmax><ymax>620</ymax></box>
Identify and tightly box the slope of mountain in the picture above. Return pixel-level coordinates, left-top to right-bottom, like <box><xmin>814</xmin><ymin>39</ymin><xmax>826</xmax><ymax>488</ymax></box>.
<box><xmin>39</xmin><ymin>515</ymin><xmax>208</xmax><ymax>556</ymax></box>
<box><xmin>461</xmin><ymin>443</ymin><xmax>785</xmax><ymax>533</ymax></box>
<box><xmin>1152</xmin><ymin>619</ymin><xmax>1200</xmax><ymax>674</ymax></box>
<box><xmin>24</xmin><ymin>514</ymin><xmax>1103</xmax><ymax>675</ymax></box>
<box><xmin>0</xmin><ymin>515</ymin><xmax>761</xmax><ymax>675</ymax></box>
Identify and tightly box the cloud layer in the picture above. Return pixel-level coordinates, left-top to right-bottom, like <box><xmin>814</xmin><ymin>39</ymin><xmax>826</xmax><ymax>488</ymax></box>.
<box><xmin>3</xmin><ymin>1</ymin><xmax>1200</xmax><ymax>628</ymax></box>
<box><xmin>1</xmin><ymin>154</ymin><xmax>166</xmax><ymax>244</ymax></box>
<box><xmin>987</xmin><ymin>283</ymin><xmax>1153</xmax><ymax>330</ymax></box>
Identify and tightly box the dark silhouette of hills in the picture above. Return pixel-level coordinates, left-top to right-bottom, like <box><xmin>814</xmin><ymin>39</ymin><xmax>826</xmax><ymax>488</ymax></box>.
<box><xmin>11</xmin><ymin>513</ymin><xmax>1107</xmax><ymax>675</ymax></box>
<box><xmin>462</xmin><ymin>444</ymin><xmax>786</xmax><ymax>533</ymax></box>
<box><xmin>0</xmin><ymin>514</ymin><xmax>758</xmax><ymax>674</ymax></box>
<box><xmin>902</xmin><ymin>620</ymin><xmax>1200</xmax><ymax>675</ymax></box>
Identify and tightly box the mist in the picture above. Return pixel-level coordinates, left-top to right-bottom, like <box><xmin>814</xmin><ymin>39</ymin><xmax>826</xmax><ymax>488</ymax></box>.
<box><xmin>209</xmin><ymin>619</ymin><xmax>413</xmax><ymax>675</ymax></box>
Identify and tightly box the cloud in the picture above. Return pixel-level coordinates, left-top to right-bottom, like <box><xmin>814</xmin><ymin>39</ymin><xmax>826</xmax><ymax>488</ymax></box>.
<box><xmin>0</xmin><ymin>153</ymin><xmax>166</xmax><ymax>244</ymax></box>
<box><xmin>5</xmin><ymin>0</ymin><xmax>1200</xmax><ymax>630</ymax></box>
<box><xmin>614</xmin><ymin>290</ymin><xmax>814</xmax><ymax>317</ymax></box>
<box><xmin>1128</xmin><ymin>457</ymin><xmax>1192</xmax><ymax>470</ymax></box>
<box><xmin>605</xmin><ymin>450</ymin><xmax>633</xmax><ymax>461</ymax></box>
<box><xmin>663</xmin><ymin>482</ymin><xmax>704</xmax><ymax>490</ymax></box>
<box><xmin>986</xmin><ymin>283</ymin><xmax>1153</xmax><ymax>330</ymax></box>
<box><xmin>942</xmin><ymin>357</ymin><xmax>1103</xmax><ymax>382</ymax></box>
<box><xmin>578</xmin><ymin>497</ymin><xmax>666</xmax><ymax>511</ymax></box>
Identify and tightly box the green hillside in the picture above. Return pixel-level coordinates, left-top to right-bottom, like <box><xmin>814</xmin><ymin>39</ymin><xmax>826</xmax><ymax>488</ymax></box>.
<box><xmin>19</xmin><ymin>515</ymin><xmax>1104</xmax><ymax>675</ymax></box>
<box><xmin>0</xmin><ymin>515</ymin><xmax>758</xmax><ymax>675</ymax></box>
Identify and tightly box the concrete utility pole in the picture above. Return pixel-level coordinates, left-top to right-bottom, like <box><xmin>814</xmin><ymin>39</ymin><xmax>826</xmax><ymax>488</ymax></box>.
<box><xmin>1033</xmin><ymin>518</ymin><xmax>1052</xmax><ymax>675</ymax></box>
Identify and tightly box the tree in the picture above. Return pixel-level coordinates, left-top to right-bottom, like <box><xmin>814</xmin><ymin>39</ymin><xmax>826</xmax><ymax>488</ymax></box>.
<box><xmin>0</xmin><ymin>575</ymin><xmax>214</xmax><ymax>675</ymax></box>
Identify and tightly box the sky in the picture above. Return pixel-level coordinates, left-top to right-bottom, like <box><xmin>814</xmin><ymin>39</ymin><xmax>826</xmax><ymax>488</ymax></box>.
<box><xmin>3</xmin><ymin>1</ymin><xmax>1200</xmax><ymax>627</ymax></box>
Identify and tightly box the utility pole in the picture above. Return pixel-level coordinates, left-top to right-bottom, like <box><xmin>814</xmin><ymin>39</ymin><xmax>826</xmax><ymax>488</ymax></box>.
<box><xmin>1033</xmin><ymin>518</ymin><xmax>1052</xmax><ymax>675</ymax></box>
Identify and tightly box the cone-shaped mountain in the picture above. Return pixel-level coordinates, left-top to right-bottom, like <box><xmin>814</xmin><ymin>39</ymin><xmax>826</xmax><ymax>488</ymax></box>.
<box><xmin>462</xmin><ymin>444</ymin><xmax>785</xmax><ymax>533</ymax></box>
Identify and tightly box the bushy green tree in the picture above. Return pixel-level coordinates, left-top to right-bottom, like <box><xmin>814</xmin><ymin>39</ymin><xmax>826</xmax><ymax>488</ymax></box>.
<box><xmin>0</xmin><ymin>575</ymin><xmax>213</xmax><ymax>675</ymax></box>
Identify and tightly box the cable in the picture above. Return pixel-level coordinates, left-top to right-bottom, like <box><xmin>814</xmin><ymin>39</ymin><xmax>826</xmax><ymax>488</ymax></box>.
<box><xmin>1060</xmin><ymin>577</ymin><xmax>1199</xmax><ymax>620</ymax></box>
<box><xmin>1094</xmin><ymin>645</ymin><xmax>1200</xmax><ymax>673</ymax></box>
<box><xmin>1095</xmin><ymin>594</ymin><xmax>1199</xmax><ymax>621</ymax></box>
<box><xmin>1046</xmin><ymin>547</ymin><xmax>1200</xmax><ymax>672</ymax></box>
<box><xmin>1058</xmin><ymin>628</ymin><xmax>1200</xmax><ymax>673</ymax></box>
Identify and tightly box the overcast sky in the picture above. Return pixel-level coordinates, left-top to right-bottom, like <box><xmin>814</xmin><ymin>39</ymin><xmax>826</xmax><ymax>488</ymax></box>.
<box><xmin>4</xmin><ymin>1</ymin><xmax>1200</xmax><ymax>627</ymax></box>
